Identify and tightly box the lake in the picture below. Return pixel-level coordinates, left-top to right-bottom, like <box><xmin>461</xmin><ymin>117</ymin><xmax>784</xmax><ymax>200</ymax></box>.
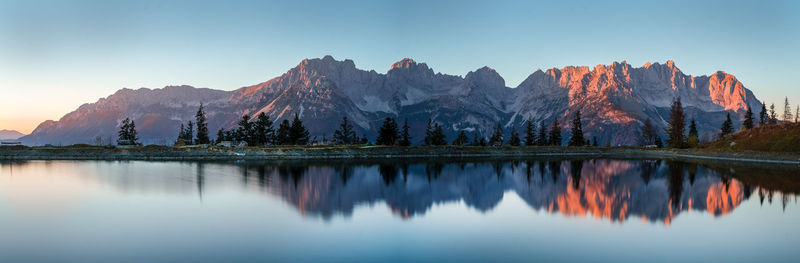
<box><xmin>1</xmin><ymin>159</ymin><xmax>799</xmax><ymax>263</ymax></box>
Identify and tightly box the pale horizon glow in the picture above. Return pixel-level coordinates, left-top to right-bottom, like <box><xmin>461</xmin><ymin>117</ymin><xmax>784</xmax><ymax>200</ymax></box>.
<box><xmin>2</xmin><ymin>0</ymin><xmax>799</xmax><ymax>134</ymax></box>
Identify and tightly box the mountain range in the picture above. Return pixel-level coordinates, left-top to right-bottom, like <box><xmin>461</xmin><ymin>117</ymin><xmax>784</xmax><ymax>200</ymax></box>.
<box><xmin>19</xmin><ymin>56</ymin><xmax>762</xmax><ymax>146</ymax></box>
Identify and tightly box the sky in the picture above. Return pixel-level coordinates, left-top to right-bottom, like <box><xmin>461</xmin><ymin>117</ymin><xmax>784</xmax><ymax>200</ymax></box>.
<box><xmin>1</xmin><ymin>0</ymin><xmax>798</xmax><ymax>134</ymax></box>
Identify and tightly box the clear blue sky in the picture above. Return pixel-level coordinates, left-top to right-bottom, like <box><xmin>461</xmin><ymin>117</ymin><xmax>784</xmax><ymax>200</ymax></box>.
<box><xmin>1</xmin><ymin>0</ymin><xmax>798</xmax><ymax>133</ymax></box>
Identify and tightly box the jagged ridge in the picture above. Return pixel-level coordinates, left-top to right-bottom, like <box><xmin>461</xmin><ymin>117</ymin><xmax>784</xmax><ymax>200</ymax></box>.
<box><xmin>20</xmin><ymin>56</ymin><xmax>761</xmax><ymax>145</ymax></box>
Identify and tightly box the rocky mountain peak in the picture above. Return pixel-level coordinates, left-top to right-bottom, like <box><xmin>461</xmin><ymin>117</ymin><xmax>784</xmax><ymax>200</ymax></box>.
<box><xmin>390</xmin><ymin>58</ymin><xmax>417</xmax><ymax>70</ymax></box>
<box><xmin>465</xmin><ymin>66</ymin><xmax>505</xmax><ymax>88</ymax></box>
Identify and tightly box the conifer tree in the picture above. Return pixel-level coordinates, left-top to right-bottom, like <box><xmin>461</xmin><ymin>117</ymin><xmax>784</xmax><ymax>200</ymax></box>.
<box><xmin>215</xmin><ymin>128</ymin><xmax>225</xmax><ymax>144</ymax></box>
<box><xmin>289</xmin><ymin>113</ymin><xmax>309</xmax><ymax>145</ymax></box>
<box><xmin>376</xmin><ymin>117</ymin><xmax>400</xmax><ymax>146</ymax></box>
<box><xmin>195</xmin><ymin>104</ymin><xmax>210</xmax><ymax>145</ymax></box>
<box><xmin>743</xmin><ymin>106</ymin><xmax>754</xmax><ymax>130</ymax></box>
<box><xmin>666</xmin><ymin>97</ymin><xmax>686</xmax><ymax>148</ymax></box>
<box><xmin>796</xmin><ymin>106</ymin><xmax>799</xmax><ymax>123</ymax></box>
<box><xmin>568</xmin><ymin>111</ymin><xmax>584</xmax><ymax>146</ymax></box>
<box><xmin>128</xmin><ymin>120</ymin><xmax>139</xmax><ymax>145</ymax></box>
<box><xmin>472</xmin><ymin>132</ymin><xmax>481</xmax><ymax>146</ymax></box>
<box><xmin>253</xmin><ymin>112</ymin><xmax>274</xmax><ymax>146</ymax></box>
<box><xmin>333</xmin><ymin>116</ymin><xmax>355</xmax><ymax>145</ymax></box>
<box><xmin>784</xmin><ymin>97</ymin><xmax>793</xmax><ymax>122</ymax></box>
<box><xmin>430</xmin><ymin>123</ymin><xmax>447</xmax><ymax>146</ymax></box>
<box><xmin>720</xmin><ymin>113</ymin><xmax>734</xmax><ymax>138</ymax></box>
<box><xmin>489</xmin><ymin>123</ymin><xmax>504</xmax><ymax>146</ymax></box>
<box><xmin>509</xmin><ymin>126</ymin><xmax>521</xmax><ymax>146</ymax></box>
<box><xmin>640</xmin><ymin>118</ymin><xmax>658</xmax><ymax>146</ymax></box>
<box><xmin>549</xmin><ymin>119</ymin><xmax>562</xmax><ymax>146</ymax></box>
<box><xmin>592</xmin><ymin>136</ymin><xmax>598</xmax><ymax>147</ymax></box>
<box><xmin>769</xmin><ymin>103</ymin><xmax>778</xmax><ymax>125</ymax></box>
<box><xmin>117</xmin><ymin>118</ymin><xmax>139</xmax><ymax>145</ymax></box>
<box><xmin>524</xmin><ymin>119</ymin><xmax>535</xmax><ymax>146</ymax></box>
<box><xmin>399</xmin><ymin>118</ymin><xmax>412</xmax><ymax>146</ymax></box>
<box><xmin>360</xmin><ymin>134</ymin><xmax>369</xmax><ymax>145</ymax></box>
<box><xmin>176</xmin><ymin>123</ymin><xmax>186</xmax><ymax>145</ymax></box>
<box><xmin>117</xmin><ymin>118</ymin><xmax>131</xmax><ymax>145</ymax></box>
<box><xmin>759</xmin><ymin>101</ymin><xmax>768</xmax><ymax>126</ymax></box>
<box><xmin>237</xmin><ymin>115</ymin><xmax>253</xmax><ymax>144</ymax></box>
<box><xmin>185</xmin><ymin>121</ymin><xmax>194</xmax><ymax>145</ymax></box>
<box><xmin>275</xmin><ymin>119</ymin><xmax>291</xmax><ymax>145</ymax></box>
<box><xmin>352</xmin><ymin>130</ymin><xmax>361</xmax><ymax>145</ymax></box>
<box><xmin>687</xmin><ymin>119</ymin><xmax>699</xmax><ymax>148</ymax></box>
<box><xmin>537</xmin><ymin>121</ymin><xmax>548</xmax><ymax>146</ymax></box>
<box><xmin>452</xmin><ymin>130</ymin><xmax>469</xmax><ymax>146</ymax></box>
<box><xmin>424</xmin><ymin>118</ymin><xmax>434</xmax><ymax>146</ymax></box>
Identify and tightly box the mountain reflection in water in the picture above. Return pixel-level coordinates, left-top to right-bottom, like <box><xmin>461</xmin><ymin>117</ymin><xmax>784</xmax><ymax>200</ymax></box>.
<box><xmin>1</xmin><ymin>159</ymin><xmax>797</xmax><ymax>225</ymax></box>
<box><xmin>240</xmin><ymin>159</ymin><xmax>774</xmax><ymax>224</ymax></box>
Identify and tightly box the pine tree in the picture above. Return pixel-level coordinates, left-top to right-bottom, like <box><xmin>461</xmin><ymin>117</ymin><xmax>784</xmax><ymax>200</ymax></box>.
<box><xmin>289</xmin><ymin>113</ymin><xmax>309</xmax><ymax>145</ymax></box>
<box><xmin>237</xmin><ymin>115</ymin><xmax>253</xmax><ymax>144</ymax></box>
<box><xmin>195</xmin><ymin>104</ymin><xmax>210</xmax><ymax>145</ymax></box>
<box><xmin>215</xmin><ymin>128</ymin><xmax>225</xmax><ymax>144</ymax></box>
<box><xmin>759</xmin><ymin>101</ymin><xmax>768</xmax><ymax>126</ymax></box>
<box><xmin>509</xmin><ymin>126</ymin><xmax>521</xmax><ymax>146</ymax></box>
<box><xmin>568</xmin><ymin>111</ymin><xmax>584</xmax><ymax>146</ymax></box>
<box><xmin>452</xmin><ymin>130</ymin><xmax>469</xmax><ymax>146</ymax></box>
<box><xmin>654</xmin><ymin>136</ymin><xmax>663</xmax><ymax>148</ymax></box>
<box><xmin>176</xmin><ymin>123</ymin><xmax>186</xmax><ymax>145</ymax></box>
<box><xmin>549</xmin><ymin>119</ymin><xmax>562</xmax><ymax>146</ymax></box>
<box><xmin>640</xmin><ymin>118</ymin><xmax>658</xmax><ymax>145</ymax></box>
<box><xmin>424</xmin><ymin>118</ymin><xmax>434</xmax><ymax>146</ymax></box>
<box><xmin>333</xmin><ymin>116</ymin><xmax>355</xmax><ymax>145</ymax></box>
<box><xmin>666</xmin><ymin>97</ymin><xmax>686</xmax><ymax>148</ymax></box>
<box><xmin>430</xmin><ymin>123</ymin><xmax>447</xmax><ymax>146</ymax></box>
<box><xmin>743</xmin><ymin>106</ymin><xmax>754</xmax><ymax>130</ymax></box>
<box><xmin>537</xmin><ymin>121</ymin><xmax>548</xmax><ymax>146</ymax></box>
<box><xmin>796</xmin><ymin>106</ymin><xmax>799</xmax><ymax>123</ymax></box>
<box><xmin>376</xmin><ymin>117</ymin><xmax>400</xmax><ymax>146</ymax></box>
<box><xmin>592</xmin><ymin>136</ymin><xmax>598</xmax><ymax>147</ymax></box>
<box><xmin>275</xmin><ymin>119</ymin><xmax>291</xmax><ymax>145</ymax></box>
<box><xmin>400</xmin><ymin>118</ymin><xmax>412</xmax><ymax>146</ymax></box>
<box><xmin>524</xmin><ymin>119</ymin><xmax>535</xmax><ymax>146</ymax></box>
<box><xmin>185</xmin><ymin>121</ymin><xmax>194</xmax><ymax>145</ymax></box>
<box><xmin>769</xmin><ymin>103</ymin><xmax>777</xmax><ymax>125</ymax></box>
<box><xmin>127</xmin><ymin>120</ymin><xmax>139</xmax><ymax>145</ymax></box>
<box><xmin>360</xmin><ymin>134</ymin><xmax>369</xmax><ymax>145</ymax></box>
<box><xmin>117</xmin><ymin>118</ymin><xmax>131</xmax><ymax>145</ymax></box>
<box><xmin>687</xmin><ymin>119</ymin><xmax>699</xmax><ymax>148</ymax></box>
<box><xmin>472</xmin><ymin>132</ymin><xmax>481</xmax><ymax>146</ymax></box>
<box><xmin>720</xmin><ymin>113</ymin><xmax>734</xmax><ymax>138</ymax></box>
<box><xmin>253</xmin><ymin>112</ymin><xmax>274</xmax><ymax>146</ymax></box>
<box><xmin>489</xmin><ymin>123</ymin><xmax>504</xmax><ymax>146</ymax></box>
<box><xmin>784</xmin><ymin>97</ymin><xmax>793</xmax><ymax>122</ymax></box>
<box><xmin>351</xmin><ymin>130</ymin><xmax>361</xmax><ymax>145</ymax></box>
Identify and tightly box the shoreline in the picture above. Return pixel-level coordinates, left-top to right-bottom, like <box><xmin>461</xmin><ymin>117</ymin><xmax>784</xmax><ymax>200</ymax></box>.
<box><xmin>1</xmin><ymin>146</ymin><xmax>798</xmax><ymax>165</ymax></box>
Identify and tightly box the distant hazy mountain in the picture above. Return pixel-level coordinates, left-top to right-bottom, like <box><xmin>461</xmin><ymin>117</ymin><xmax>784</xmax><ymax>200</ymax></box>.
<box><xmin>20</xmin><ymin>56</ymin><xmax>761</xmax><ymax>145</ymax></box>
<box><xmin>0</xmin><ymin>129</ymin><xmax>26</xmax><ymax>140</ymax></box>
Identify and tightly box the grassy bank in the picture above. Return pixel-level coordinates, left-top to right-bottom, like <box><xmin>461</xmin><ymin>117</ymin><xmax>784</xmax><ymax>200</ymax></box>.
<box><xmin>1</xmin><ymin>144</ymin><xmax>798</xmax><ymax>164</ymax></box>
<box><xmin>702</xmin><ymin>122</ymin><xmax>800</xmax><ymax>154</ymax></box>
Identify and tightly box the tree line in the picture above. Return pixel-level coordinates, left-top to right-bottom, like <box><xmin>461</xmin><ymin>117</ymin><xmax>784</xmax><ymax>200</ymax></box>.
<box><xmin>658</xmin><ymin>96</ymin><xmax>797</xmax><ymax>149</ymax></box>
<box><xmin>116</xmin><ymin>96</ymin><xmax>798</xmax><ymax>147</ymax></box>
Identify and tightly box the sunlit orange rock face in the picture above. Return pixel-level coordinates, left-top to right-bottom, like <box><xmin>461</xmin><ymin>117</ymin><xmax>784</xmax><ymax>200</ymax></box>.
<box><xmin>705</xmin><ymin>181</ymin><xmax>744</xmax><ymax>216</ymax></box>
<box><xmin>254</xmin><ymin>160</ymin><xmax>747</xmax><ymax>224</ymax></box>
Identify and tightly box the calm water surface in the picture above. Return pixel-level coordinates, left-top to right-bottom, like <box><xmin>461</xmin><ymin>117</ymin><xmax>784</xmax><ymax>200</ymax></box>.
<box><xmin>1</xmin><ymin>159</ymin><xmax>799</xmax><ymax>263</ymax></box>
